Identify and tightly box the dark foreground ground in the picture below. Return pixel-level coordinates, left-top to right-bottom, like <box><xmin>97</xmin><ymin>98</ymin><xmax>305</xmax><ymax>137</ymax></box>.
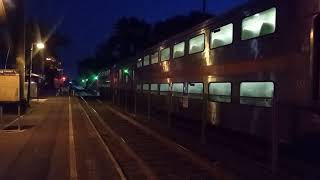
<box><xmin>0</xmin><ymin>96</ymin><xmax>120</xmax><ymax>180</ymax></box>
<box><xmin>0</xmin><ymin>95</ymin><xmax>318</xmax><ymax>180</ymax></box>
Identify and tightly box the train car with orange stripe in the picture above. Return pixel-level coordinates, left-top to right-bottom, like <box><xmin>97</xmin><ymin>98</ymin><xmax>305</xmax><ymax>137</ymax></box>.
<box><xmin>99</xmin><ymin>0</ymin><xmax>320</xmax><ymax>144</ymax></box>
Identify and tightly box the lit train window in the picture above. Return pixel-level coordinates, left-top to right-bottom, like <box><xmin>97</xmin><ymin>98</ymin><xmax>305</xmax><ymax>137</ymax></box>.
<box><xmin>209</xmin><ymin>82</ymin><xmax>232</xmax><ymax>103</ymax></box>
<box><xmin>172</xmin><ymin>83</ymin><xmax>184</xmax><ymax>97</ymax></box>
<box><xmin>241</xmin><ymin>8</ymin><xmax>276</xmax><ymax>40</ymax></box>
<box><xmin>188</xmin><ymin>83</ymin><xmax>203</xmax><ymax>94</ymax></box>
<box><xmin>151</xmin><ymin>52</ymin><xmax>159</xmax><ymax>64</ymax></box>
<box><xmin>143</xmin><ymin>84</ymin><xmax>149</xmax><ymax>93</ymax></box>
<box><xmin>161</xmin><ymin>48</ymin><xmax>170</xmax><ymax>61</ymax></box>
<box><xmin>150</xmin><ymin>84</ymin><xmax>158</xmax><ymax>95</ymax></box>
<box><xmin>173</xmin><ymin>42</ymin><xmax>185</xmax><ymax>59</ymax></box>
<box><xmin>160</xmin><ymin>84</ymin><xmax>169</xmax><ymax>91</ymax></box>
<box><xmin>160</xmin><ymin>83</ymin><xmax>170</xmax><ymax>95</ymax></box>
<box><xmin>143</xmin><ymin>55</ymin><xmax>150</xmax><ymax>66</ymax></box>
<box><xmin>151</xmin><ymin>84</ymin><xmax>158</xmax><ymax>91</ymax></box>
<box><xmin>240</xmin><ymin>82</ymin><xmax>274</xmax><ymax>107</ymax></box>
<box><xmin>211</xmin><ymin>23</ymin><xmax>233</xmax><ymax>49</ymax></box>
<box><xmin>137</xmin><ymin>58</ymin><xmax>142</xmax><ymax>68</ymax></box>
<box><xmin>188</xmin><ymin>83</ymin><xmax>203</xmax><ymax>99</ymax></box>
<box><xmin>189</xmin><ymin>34</ymin><xmax>205</xmax><ymax>54</ymax></box>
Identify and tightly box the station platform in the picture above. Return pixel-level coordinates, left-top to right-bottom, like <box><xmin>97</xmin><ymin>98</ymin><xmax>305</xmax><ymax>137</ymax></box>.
<box><xmin>0</xmin><ymin>96</ymin><xmax>120</xmax><ymax>180</ymax></box>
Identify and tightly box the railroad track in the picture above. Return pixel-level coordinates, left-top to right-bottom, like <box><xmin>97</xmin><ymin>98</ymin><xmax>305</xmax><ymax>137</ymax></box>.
<box><xmin>79</xmin><ymin>96</ymin><xmax>237</xmax><ymax>180</ymax></box>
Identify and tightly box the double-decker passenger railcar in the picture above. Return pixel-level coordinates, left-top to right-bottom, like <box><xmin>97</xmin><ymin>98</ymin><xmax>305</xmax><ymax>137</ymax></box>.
<box><xmin>99</xmin><ymin>0</ymin><xmax>320</xmax><ymax>143</ymax></box>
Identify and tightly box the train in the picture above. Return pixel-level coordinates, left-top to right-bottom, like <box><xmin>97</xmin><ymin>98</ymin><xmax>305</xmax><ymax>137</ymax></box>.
<box><xmin>97</xmin><ymin>0</ymin><xmax>320</xmax><ymax>144</ymax></box>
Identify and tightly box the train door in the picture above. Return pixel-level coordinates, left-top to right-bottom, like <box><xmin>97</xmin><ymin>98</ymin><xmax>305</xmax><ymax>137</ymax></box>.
<box><xmin>312</xmin><ymin>15</ymin><xmax>320</xmax><ymax>100</ymax></box>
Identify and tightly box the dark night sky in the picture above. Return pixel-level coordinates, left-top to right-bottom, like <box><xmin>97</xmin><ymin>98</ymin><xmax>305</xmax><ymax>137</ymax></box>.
<box><xmin>29</xmin><ymin>0</ymin><xmax>247</xmax><ymax>79</ymax></box>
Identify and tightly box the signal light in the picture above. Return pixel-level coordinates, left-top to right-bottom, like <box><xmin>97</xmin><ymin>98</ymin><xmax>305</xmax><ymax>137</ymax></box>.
<box><xmin>81</xmin><ymin>78</ymin><xmax>88</xmax><ymax>83</ymax></box>
<box><xmin>123</xmin><ymin>68</ymin><xmax>129</xmax><ymax>75</ymax></box>
<box><xmin>94</xmin><ymin>76</ymin><xmax>99</xmax><ymax>80</ymax></box>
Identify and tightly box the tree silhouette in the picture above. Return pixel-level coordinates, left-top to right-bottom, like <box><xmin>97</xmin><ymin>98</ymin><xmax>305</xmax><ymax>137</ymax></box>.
<box><xmin>78</xmin><ymin>11</ymin><xmax>213</xmax><ymax>79</ymax></box>
<box><xmin>95</xmin><ymin>17</ymin><xmax>151</xmax><ymax>66</ymax></box>
<box><xmin>151</xmin><ymin>11</ymin><xmax>212</xmax><ymax>44</ymax></box>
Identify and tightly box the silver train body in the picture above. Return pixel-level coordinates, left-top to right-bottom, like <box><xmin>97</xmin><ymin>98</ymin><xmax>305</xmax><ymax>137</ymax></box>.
<box><xmin>98</xmin><ymin>0</ymin><xmax>320</xmax><ymax>143</ymax></box>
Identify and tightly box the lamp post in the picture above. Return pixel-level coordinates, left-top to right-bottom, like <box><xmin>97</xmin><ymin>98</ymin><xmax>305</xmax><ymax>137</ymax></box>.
<box><xmin>27</xmin><ymin>42</ymin><xmax>45</xmax><ymax>105</ymax></box>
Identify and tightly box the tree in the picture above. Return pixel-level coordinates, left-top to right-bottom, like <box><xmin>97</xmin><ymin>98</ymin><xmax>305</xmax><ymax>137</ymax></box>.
<box><xmin>78</xmin><ymin>57</ymin><xmax>99</xmax><ymax>79</ymax></box>
<box><xmin>151</xmin><ymin>11</ymin><xmax>213</xmax><ymax>44</ymax></box>
<box><xmin>95</xmin><ymin>17</ymin><xmax>151</xmax><ymax>67</ymax></box>
<box><xmin>78</xmin><ymin>11</ymin><xmax>213</xmax><ymax>79</ymax></box>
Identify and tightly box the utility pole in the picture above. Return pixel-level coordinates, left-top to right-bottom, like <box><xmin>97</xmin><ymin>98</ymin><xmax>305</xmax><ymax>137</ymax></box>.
<box><xmin>27</xmin><ymin>44</ymin><xmax>34</xmax><ymax>105</ymax></box>
<box><xmin>14</xmin><ymin>0</ymin><xmax>26</xmax><ymax>104</ymax></box>
<box><xmin>202</xmin><ymin>0</ymin><xmax>207</xmax><ymax>13</ymax></box>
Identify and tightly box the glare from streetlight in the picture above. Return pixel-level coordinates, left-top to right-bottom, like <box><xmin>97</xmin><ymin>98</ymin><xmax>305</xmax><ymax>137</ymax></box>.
<box><xmin>0</xmin><ymin>1</ymin><xmax>6</xmax><ymax>19</ymax></box>
<box><xmin>36</xmin><ymin>42</ymin><xmax>45</xmax><ymax>49</ymax></box>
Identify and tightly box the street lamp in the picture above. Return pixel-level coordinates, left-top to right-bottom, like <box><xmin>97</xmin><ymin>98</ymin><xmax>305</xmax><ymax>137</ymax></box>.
<box><xmin>36</xmin><ymin>43</ymin><xmax>45</xmax><ymax>49</ymax></box>
<box><xmin>27</xmin><ymin>42</ymin><xmax>45</xmax><ymax>105</ymax></box>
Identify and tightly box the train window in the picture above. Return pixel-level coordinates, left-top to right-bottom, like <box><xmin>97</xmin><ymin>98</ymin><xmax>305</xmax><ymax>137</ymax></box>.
<box><xmin>240</xmin><ymin>82</ymin><xmax>274</xmax><ymax>107</ymax></box>
<box><xmin>160</xmin><ymin>83</ymin><xmax>170</xmax><ymax>95</ymax></box>
<box><xmin>151</xmin><ymin>84</ymin><xmax>158</xmax><ymax>91</ymax></box>
<box><xmin>188</xmin><ymin>83</ymin><xmax>203</xmax><ymax>94</ymax></box>
<box><xmin>173</xmin><ymin>42</ymin><xmax>185</xmax><ymax>59</ymax></box>
<box><xmin>209</xmin><ymin>82</ymin><xmax>231</xmax><ymax>103</ymax></box>
<box><xmin>151</xmin><ymin>52</ymin><xmax>159</xmax><ymax>64</ymax></box>
<box><xmin>188</xmin><ymin>83</ymin><xmax>203</xmax><ymax>99</ymax></box>
<box><xmin>211</xmin><ymin>23</ymin><xmax>233</xmax><ymax>49</ymax></box>
<box><xmin>143</xmin><ymin>84</ymin><xmax>149</xmax><ymax>92</ymax></box>
<box><xmin>137</xmin><ymin>58</ymin><xmax>142</xmax><ymax>68</ymax></box>
<box><xmin>150</xmin><ymin>84</ymin><xmax>158</xmax><ymax>94</ymax></box>
<box><xmin>150</xmin><ymin>84</ymin><xmax>159</xmax><ymax>91</ymax></box>
<box><xmin>189</xmin><ymin>34</ymin><xmax>205</xmax><ymax>54</ymax></box>
<box><xmin>161</xmin><ymin>48</ymin><xmax>170</xmax><ymax>61</ymax></box>
<box><xmin>172</xmin><ymin>83</ymin><xmax>184</xmax><ymax>97</ymax></box>
<box><xmin>241</xmin><ymin>8</ymin><xmax>276</xmax><ymax>40</ymax></box>
<box><xmin>160</xmin><ymin>84</ymin><xmax>169</xmax><ymax>91</ymax></box>
<box><xmin>143</xmin><ymin>55</ymin><xmax>150</xmax><ymax>66</ymax></box>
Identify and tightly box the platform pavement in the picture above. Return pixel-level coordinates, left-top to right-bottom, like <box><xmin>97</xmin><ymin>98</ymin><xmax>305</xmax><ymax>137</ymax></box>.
<box><xmin>0</xmin><ymin>96</ymin><xmax>120</xmax><ymax>180</ymax></box>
